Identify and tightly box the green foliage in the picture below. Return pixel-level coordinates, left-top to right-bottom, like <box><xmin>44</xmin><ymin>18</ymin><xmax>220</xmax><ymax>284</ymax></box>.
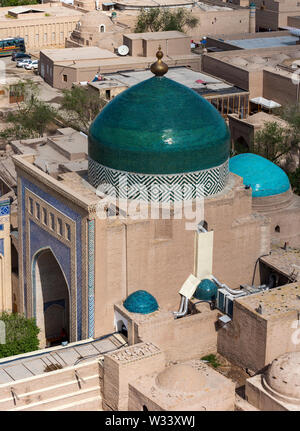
<box><xmin>201</xmin><ymin>354</ymin><xmax>221</xmax><ymax>368</ymax></box>
<box><xmin>253</xmin><ymin>121</ymin><xmax>291</xmax><ymax>163</ymax></box>
<box><xmin>288</xmin><ymin>167</ymin><xmax>300</xmax><ymax>195</ymax></box>
<box><xmin>134</xmin><ymin>7</ymin><xmax>198</xmax><ymax>33</ymax></box>
<box><xmin>0</xmin><ymin>312</ymin><xmax>39</xmax><ymax>359</ymax></box>
<box><xmin>0</xmin><ymin>0</ymin><xmax>37</xmax><ymax>7</ymax></box>
<box><xmin>0</xmin><ymin>79</ymin><xmax>57</xmax><ymax>142</ymax></box>
<box><xmin>59</xmin><ymin>85</ymin><xmax>106</xmax><ymax>134</ymax></box>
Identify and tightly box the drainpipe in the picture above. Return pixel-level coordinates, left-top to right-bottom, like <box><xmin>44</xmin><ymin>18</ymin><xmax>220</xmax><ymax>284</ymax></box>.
<box><xmin>173</xmin><ymin>296</ymin><xmax>189</xmax><ymax>319</ymax></box>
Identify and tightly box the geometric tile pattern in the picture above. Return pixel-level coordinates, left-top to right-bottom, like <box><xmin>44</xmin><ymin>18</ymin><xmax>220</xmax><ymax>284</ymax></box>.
<box><xmin>87</xmin><ymin>219</ymin><xmax>95</xmax><ymax>338</ymax></box>
<box><xmin>0</xmin><ymin>204</ymin><xmax>10</xmax><ymax>216</ymax></box>
<box><xmin>88</xmin><ymin>158</ymin><xmax>229</xmax><ymax>202</ymax></box>
<box><xmin>20</xmin><ymin>175</ymin><xmax>83</xmax><ymax>342</ymax></box>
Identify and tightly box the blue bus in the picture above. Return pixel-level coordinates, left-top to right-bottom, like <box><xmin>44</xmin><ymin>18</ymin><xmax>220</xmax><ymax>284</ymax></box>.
<box><xmin>0</xmin><ymin>37</ymin><xmax>25</xmax><ymax>57</ymax></box>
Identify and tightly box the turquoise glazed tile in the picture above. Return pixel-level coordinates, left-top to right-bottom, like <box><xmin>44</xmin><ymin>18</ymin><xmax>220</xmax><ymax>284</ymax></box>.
<box><xmin>229</xmin><ymin>153</ymin><xmax>290</xmax><ymax>197</ymax></box>
<box><xmin>89</xmin><ymin>76</ymin><xmax>230</xmax><ymax>175</ymax></box>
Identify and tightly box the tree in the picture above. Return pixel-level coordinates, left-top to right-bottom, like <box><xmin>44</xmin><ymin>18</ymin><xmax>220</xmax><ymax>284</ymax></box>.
<box><xmin>134</xmin><ymin>7</ymin><xmax>198</xmax><ymax>33</ymax></box>
<box><xmin>288</xmin><ymin>167</ymin><xmax>300</xmax><ymax>196</ymax></box>
<box><xmin>0</xmin><ymin>79</ymin><xmax>57</xmax><ymax>142</ymax></box>
<box><xmin>253</xmin><ymin>121</ymin><xmax>291</xmax><ymax>163</ymax></box>
<box><xmin>59</xmin><ymin>86</ymin><xmax>106</xmax><ymax>134</ymax></box>
<box><xmin>0</xmin><ymin>0</ymin><xmax>37</xmax><ymax>7</ymax></box>
<box><xmin>0</xmin><ymin>312</ymin><xmax>39</xmax><ymax>358</ymax></box>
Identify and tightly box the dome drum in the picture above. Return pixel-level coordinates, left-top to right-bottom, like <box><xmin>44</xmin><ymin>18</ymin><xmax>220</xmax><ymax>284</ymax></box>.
<box><xmin>88</xmin><ymin>157</ymin><xmax>229</xmax><ymax>202</ymax></box>
<box><xmin>262</xmin><ymin>352</ymin><xmax>300</xmax><ymax>406</ymax></box>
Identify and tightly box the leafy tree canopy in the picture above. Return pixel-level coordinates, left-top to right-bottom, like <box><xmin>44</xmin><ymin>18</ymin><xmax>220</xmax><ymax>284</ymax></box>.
<box><xmin>134</xmin><ymin>7</ymin><xmax>198</xmax><ymax>33</ymax></box>
<box><xmin>0</xmin><ymin>0</ymin><xmax>37</xmax><ymax>8</ymax></box>
<box><xmin>0</xmin><ymin>79</ymin><xmax>57</xmax><ymax>142</ymax></box>
<box><xmin>0</xmin><ymin>312</ymin><xmax>39</xmax><ymax>359</ymax></box>
<box><xmin>253</xmin><ymin>121</ymin><xmax>292</xmax><ymax>163</ymax></box>
<box><xmin>59</xmin><ymin>85</ymin><xmax>106</xmax><ymax>134</ymax></box>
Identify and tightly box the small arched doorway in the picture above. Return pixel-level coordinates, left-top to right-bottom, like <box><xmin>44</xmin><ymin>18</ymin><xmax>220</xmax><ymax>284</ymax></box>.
<box><xmin>234</xmin><ymin>136</ymin><xmax>249</xmax><ymax>154</ymax></box>
<box><xmin>33</xmin><ymin>248</ymin><xmax>70</xmax><ymax>347</ymax></box>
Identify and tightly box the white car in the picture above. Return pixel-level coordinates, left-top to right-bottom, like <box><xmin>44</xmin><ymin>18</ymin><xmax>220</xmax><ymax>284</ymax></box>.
<box><xmin>25</xmin><ymin>60</ymin><xmax>38</xmax><ymax>70</ymax></box>
<box><xmin>16</xmin><ymin>59</ymin><xmax>32</xmax><ymax>68</ymax></box>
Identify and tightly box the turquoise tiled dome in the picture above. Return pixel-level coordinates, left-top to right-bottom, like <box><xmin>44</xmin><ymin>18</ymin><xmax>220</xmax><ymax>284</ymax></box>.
<box><xmin>229</xmin><ymin>153</ymin><xmax>290</xmax><ymax>197</ymax></box>
<box><xmin>194</xmin><ymin>279</ymin><xmax>218</xmax><ymax>301</ymax></box>
<box><xmin>89</xmin><ymin>76</ymin><xmax>230</xmax><ymax>175</ymax></box>
<box><xmin>123</xmin><ymin>290</ymin><xmax>159</xmax><ymax>314</ymax></box>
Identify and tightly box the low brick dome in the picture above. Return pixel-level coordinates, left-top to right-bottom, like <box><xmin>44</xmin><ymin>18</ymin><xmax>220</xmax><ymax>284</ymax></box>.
<box><xmin>156</xmin><ymin>364</ymin><xmax>206</xmax><ymax>393</ymax></box>
<box><xmin>263</xmin><ymin>352</ymin><xmax>300</xmax><ymax>404</ymax></box>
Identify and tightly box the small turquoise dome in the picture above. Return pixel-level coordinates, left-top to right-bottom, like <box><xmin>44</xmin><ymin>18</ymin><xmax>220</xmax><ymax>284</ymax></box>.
<box><xmin>123</xmin><ymin>290</ymin><xmax>159</xmax><ymax>314</ymax></box>
<box><xmin>229</xmin><ymin>153</ymin><xmax>290</xmax><ymax>197</ymax></box>
<box><xmin>89</xmin><ymin>76</ymin><xmax>230</xmax><ymax>175</ymax></box>
<box><xmin>194</xmin><ymin>279</ymin><xmax>218</xmax><ymax>301</ymax></box>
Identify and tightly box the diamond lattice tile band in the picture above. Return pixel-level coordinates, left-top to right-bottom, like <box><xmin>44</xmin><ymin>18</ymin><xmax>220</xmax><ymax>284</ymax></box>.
<box><xmin>88</xmin><ymin>158</ymin><xmax>229</xmax><ymax>202</ymax></box>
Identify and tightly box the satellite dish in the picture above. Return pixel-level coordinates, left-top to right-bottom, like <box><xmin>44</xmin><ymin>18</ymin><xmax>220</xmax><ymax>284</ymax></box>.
<box><xmin>118</xmin><ymin>45</ymin><xmax>129</xmax><ymax>56</ymax></box>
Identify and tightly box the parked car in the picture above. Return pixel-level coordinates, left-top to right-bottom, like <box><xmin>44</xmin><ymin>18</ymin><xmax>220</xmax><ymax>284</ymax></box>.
<box><xmin>16</xmin><ymin>59</ymin><xmax>32</xmax><ymax>68</ymax></box>
<box><xmin>12</xmin><ymin>52</ymin><xmax>31</xmax><ymax>61</ymax></box>
<box><xmin>25</xmin><ymin>60</ymin><xmax>38</xmax><ymax>70</ymax></box>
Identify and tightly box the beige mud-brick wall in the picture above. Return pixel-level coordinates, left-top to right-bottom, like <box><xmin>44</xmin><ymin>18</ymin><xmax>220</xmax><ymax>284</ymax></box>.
<box><xmin>263</xmin><ymin>69</ymin><xmax>298</xmax><ymax>106</ymax></box>
<box><xmin>228</xmin><ymin>115</ymin><xmax>255</xmax><ymax>151</ymax></box>
<box><xmin>189</xmin><ymin>9</ymin><xmax>249</xmax><ymax>39</ymax></box>
<box><xmin>202</xmin><ymin>56</ymin><xmax>251</xmax><ymax>92</ymax></box>
<box><xmin>128</xmin><ymin>385</ymin><xmax>165</xmax><ymax>411</ymax></box>
<box><xmin>102</xmin><ymin>342</ymin><xmax>165</xmax><ymax>411</ymax></box>
<box><xmin>143</xmin><ymin>37</ymin><xmax>190</xmax><ymax>57</ymax></box>
<box><xmin>245</xmin><ymin>374</ymin><xmax>288</xmax><ymax>411</ymax></box>
<box><xmin>94</xmin><ymin>219</ymin><xmax>127</xmax><ymax>338</ymax></box>
<box><xmin>218</xmin><ymin>283</ymin><xmax>300</xmax><ymax>371</ymax></box>
<box><xmin>115</xmin><ymin>303</ymin><xmax>219</xmax><ymax>362</ymax></box>
<box><xmin>218</xmin><ymin>300</ymin><xmax>268</xmax><ymax>371</ymax></box>
<box><xmin>265</xmin><ymin>309</ymin><xmax>300</xmax><ymax>364</ymax></box>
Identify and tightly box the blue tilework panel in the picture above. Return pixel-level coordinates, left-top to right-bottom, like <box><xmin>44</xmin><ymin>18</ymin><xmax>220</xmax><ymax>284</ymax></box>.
<box><xmin>0</xmin><ymin>205</ymin><xmax>9</xmax><ymax>216</ymax></box>
<box><xmin>30</xmin><ymin>220</ymin><xmax>71</xmax><ymax>288</ymax></box>
<box><xmin>20</xmin><ymin>175</ymin><xmax>84</xmax><ymax>340</ymax></box>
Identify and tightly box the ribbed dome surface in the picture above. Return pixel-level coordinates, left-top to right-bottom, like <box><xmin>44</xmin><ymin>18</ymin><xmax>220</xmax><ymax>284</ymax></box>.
<box><xmin>89</xmin><ymin>76</ymin><xmax>230</xmax><ymax>175</ymax></box>
<box><xmin>229</xmin><ymin>153</ymin><xmax>290</xmax><ymax>197</ymax></box>
<box><xmin>123</xmin><ymin>290</ymin><xmax>158</xmax><ymax>314</ymax></box>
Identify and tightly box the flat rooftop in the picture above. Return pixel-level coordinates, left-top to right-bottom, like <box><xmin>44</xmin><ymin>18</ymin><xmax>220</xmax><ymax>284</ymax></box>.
<box><xmin>226</xmin><ymin>35</ymin><xmax>298</xmax><ymax>49</ymax></box>
<box><xmin>10</xmin><ymin>128</ymin><xmax>88</xmax><ymax>177</ymax></box>
<box><xmin>104</xmin><ymin>66</ymin><xmax>247</xmax><ymax>96</ymax></box>
<box><xmin>124</xmin><ymin>30</ymin><xmax>188</xmax><ymax>40</ymax></box>
<box><xmin>0</xmin><ymin>4</ymin><xmax>83</xmax><ymax>21</ymax></box>
<box><xmin>0</xmin><ymin>335</ymin><xmax>125</xmax><ymax>385</ymax></box>
<box><xmin>41</xmin><ymin>47</ymin><xmax>116</xmax><ymax>62</ymax></box>
<box><xmin>237</xmin><ymin>283</ymin><xmax>300</xmax><ymax>318</ymax></box>
<box><xmin>260</xmin><ymin>249</ymin><xmax>300</xmax><ymax>282</ymax></box>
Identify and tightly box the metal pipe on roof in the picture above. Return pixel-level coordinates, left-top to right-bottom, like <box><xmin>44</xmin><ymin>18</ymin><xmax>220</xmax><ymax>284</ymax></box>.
<box><xmin>211</xmin><ymin>275</ymin><xmax>244</xmax><ymax>295</ymax></box>
<box><xmin>173</xmin><ymin>296</ymin><xmax>189</xmax><ymax>319</ymax></box>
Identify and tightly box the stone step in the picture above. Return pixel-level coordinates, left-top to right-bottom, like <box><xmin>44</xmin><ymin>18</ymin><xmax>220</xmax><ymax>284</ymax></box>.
<box><xmin>0</xmin><ymin>373</ymin><xmax>99</xmax><ymax>410</ymax></box>
<box><xmin>49</xmin><ymin>396</ymin><xmax>102</xmax><ymax>411</ymax></box>
<box><xmin>9</xmin><ymin>386</ymin><xmax>100</xmax><ymax>411</ymax></box>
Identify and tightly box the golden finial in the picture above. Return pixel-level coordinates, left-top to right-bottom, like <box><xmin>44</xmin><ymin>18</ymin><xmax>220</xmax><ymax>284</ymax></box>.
<box><xmin>150</xmin><ymin>45</ymin><xmax>168</xmax><ymax>77</ymax></box>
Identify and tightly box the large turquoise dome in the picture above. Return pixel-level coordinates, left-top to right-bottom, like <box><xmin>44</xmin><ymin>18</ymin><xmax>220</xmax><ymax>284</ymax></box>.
<box><xmin>229</xmin><ymin>153</ymin><xmax>290</xmax><ymax>197</ymax></box>
<box><xmin>89</xmin><ymin>76</ymin><xmax>230</xmax><ymax>175</ymax></box>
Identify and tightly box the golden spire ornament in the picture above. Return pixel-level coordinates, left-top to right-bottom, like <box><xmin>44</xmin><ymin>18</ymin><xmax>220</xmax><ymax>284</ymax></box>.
<box><xmin>150</xmin><ymin>45</ymin><xmax>168</xmax><ymax>77</ymax></box>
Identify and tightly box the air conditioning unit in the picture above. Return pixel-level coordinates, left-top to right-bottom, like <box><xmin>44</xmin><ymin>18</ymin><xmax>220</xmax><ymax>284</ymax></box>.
<box><xmin>217</xmin><ymin>288</ymin><xmax>234</xmax><ymax>317</ymax></box>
